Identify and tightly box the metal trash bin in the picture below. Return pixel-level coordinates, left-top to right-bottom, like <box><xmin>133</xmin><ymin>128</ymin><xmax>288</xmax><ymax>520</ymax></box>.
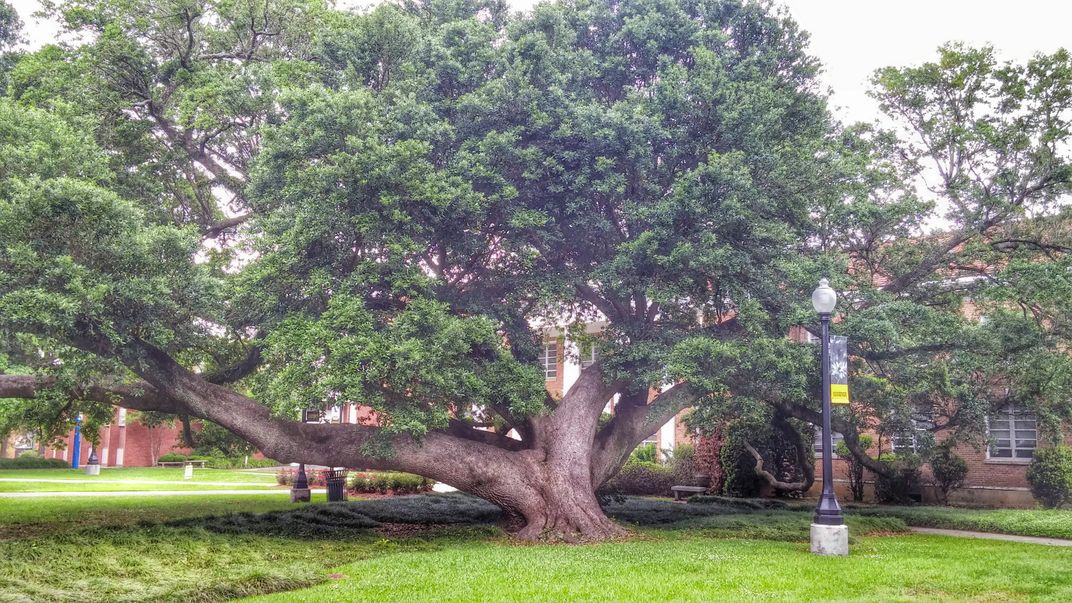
<box><xmin>326</xmin><ymin>469</ymin><xmax>348</xmax><ymax>502</ymax></box>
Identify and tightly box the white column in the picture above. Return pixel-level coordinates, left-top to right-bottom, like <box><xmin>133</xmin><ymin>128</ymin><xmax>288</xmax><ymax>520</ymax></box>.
<box><xmin>115</xmin><ymin>409</ymin><xmax>127</xmax><ymax>467</ymax></box>
<box><xmin>562</xmin><ymin>338</ymin><xmax>580</xmax><ymax>394</ymax></box>
<box><xmin>659</xmin><ymin>418</ymin><xmax>676</xmax><ymax>461</ymax></box>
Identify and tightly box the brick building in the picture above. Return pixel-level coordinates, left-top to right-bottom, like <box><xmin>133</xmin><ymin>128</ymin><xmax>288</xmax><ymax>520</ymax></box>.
<box><xmin>539</xmin><ymin>321</ymin><xmax>1069</xmax><ymax>508</ymax></box>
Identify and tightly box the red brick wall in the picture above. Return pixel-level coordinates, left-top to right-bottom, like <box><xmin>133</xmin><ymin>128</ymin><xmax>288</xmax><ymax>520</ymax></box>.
<box><xmin>806</xmin><ymin>428</ymin><xmax>1072</xmax><ymax>507</ymax></box>
<box><xmin>46</xmin><ymin>409</ymin><xmax>191</xmax><ymax>467</ymax></box>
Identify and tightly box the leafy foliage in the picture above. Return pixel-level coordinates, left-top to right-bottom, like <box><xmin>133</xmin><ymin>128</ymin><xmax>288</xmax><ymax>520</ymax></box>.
<box><xmin>1026</xmin><ymin>446</ymin><xmax>1072</xmax><ymax>509</ymax></box>
<box><xmin>873</xmin><ymin>453</ymin><xmax>923</xmax><ymax>504</ymax></box>
<box><xmin>0</xmin><ymin>456</ymin><xmax>69</xmax><ymax>469</ymax></box>
<box><xmin>929</xmin><ymin>443</ymin><xmax>969</xmax><ymax>504</ymax></box>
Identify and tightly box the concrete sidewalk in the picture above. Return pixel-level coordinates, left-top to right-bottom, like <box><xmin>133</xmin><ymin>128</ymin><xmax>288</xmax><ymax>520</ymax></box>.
<box><xmin>910</xmin><ymin>527</ymin><xmax>1072</xmax><ymax>547</ymax></box>
<box><xmin>0</xmin><ymin>488</ymin><xmax>325</xmax><ymax>498</ymax></box>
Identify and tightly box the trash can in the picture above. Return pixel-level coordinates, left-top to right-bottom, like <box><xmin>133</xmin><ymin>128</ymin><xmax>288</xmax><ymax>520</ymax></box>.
<box><xmin>326</xmin><ymin>469</ymin><xmax>348</xmax><ymax>502</ymax></box>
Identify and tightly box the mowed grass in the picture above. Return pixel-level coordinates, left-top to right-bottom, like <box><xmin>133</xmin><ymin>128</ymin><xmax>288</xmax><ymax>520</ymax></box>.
<box><xmin>0</xmin><ymin>493</ymin><xmax>296</xmax><ymax>539</ymax></box>
<box><xmin>243</xmin><ymin>532</ymin><xmax>1072</xmax><ymax>603</ymax></box>
<box><xmin>853</xmin><ymin>505</ymin><xmax>1072</xmax><ymax>540</ymax></box>
<box><xmin>0</xmin><ymin>468</ymin><xmax>281</xmax><ymax>493</ymax></box>
<box><xmin>0</xmin><ymin>481</ymin><xmax>279</xmax><ymax>492</ymax></box>
<box><xmin>2</xmin><ymin>493</ymin><xmax>1072</xmax><ymax>603</ymax></box>
<box><xmin>0</xmin><ymin>467</ymin><xmax>280</xmax><ymax>483</ymax></box>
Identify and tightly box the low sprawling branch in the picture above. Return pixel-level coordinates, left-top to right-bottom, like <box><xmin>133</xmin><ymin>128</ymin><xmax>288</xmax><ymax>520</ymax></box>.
<box><xmin>589</xmin><ymin>383</ymin><xmax>698</xmax><ymax>487</ymax></box>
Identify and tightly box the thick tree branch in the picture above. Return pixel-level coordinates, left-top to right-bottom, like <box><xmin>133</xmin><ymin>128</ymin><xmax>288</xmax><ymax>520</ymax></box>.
<box><xmin>775</xmin><ymin>402</ymin><xmax>893</xmax><ymax>478</ymax></box>
<box><xmin>743</xmin><ymin>440</ymin><xmax>814</xmax><ymax>492</ymax></box>
<box><xmin>590</xmin><ymin>382</ymin><xmax>698</xmax><ymax>487</ymax></box>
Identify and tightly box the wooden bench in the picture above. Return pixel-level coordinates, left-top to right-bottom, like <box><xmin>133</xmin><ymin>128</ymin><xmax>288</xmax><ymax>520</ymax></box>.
<box><xmin>156</xmin><ymin>460</ymin><xmax>207</xmax><ymax>468</ymax></box>
<box><xmin>671</xmin><ymin>485</ymin><xmax>707</xmax><ymax>501</ymax></box>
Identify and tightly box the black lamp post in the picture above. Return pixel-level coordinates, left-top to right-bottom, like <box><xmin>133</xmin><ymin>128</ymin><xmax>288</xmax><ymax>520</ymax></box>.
<box><xmin>290</xmin><ymin>409</ymin><xmax>319</xmax><ymax>503</ymax></box>
<box><xmin>810</xmin><ymin>278</ymin><xmax>848</xmax><ymax>555</ymax></box>
<box><xmin>293</xmin><ymin>462</ymin><xmax>310</xmax><ymax>489</ymax></box>
<box><xmin>812</xmin><ymin>278</ymin><xmax>844</xmax><ymax>525</ymax></box>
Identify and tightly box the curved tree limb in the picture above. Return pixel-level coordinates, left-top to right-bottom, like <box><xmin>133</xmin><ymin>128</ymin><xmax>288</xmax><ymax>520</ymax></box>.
<box><xmin>742</xmin><ymin>440</ymin><xmax>814</xmax><ymax>492</ymax></box>
<box><xmin>589</xmin><ymin>382</ymin><xmax>698</xmax><ymax>487</ymax></box>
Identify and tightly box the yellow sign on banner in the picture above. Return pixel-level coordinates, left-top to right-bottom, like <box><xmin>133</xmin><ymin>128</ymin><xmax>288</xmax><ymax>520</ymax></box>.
<box><xmin>830</xmin><ymin>384</ymin><xmax>849</xmax><ymax>405</ymax></box>
<box><xmin>830</xmin><ymin>335</ymin><xmax>849</xmax><ymax>404</ymax></box>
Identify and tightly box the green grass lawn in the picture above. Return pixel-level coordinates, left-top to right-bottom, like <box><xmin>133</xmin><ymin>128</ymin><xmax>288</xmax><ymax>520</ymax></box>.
<box><xmin>243</xmin><ymin>532</ymin><xmax>1072</xmax><ymax>603</ymax></box>
<box><xmin>2</xmin><ymin>494</ymin><xmax>1070</xmax><ymax>603</ymax></box>
<box><xmin>0</xmin><ymin>493</ymin><xmax>298</xmax><ymax>539</ymax></box>
<box><xmin>0</xmin><ymin>481</ymin><xmax>280</xmax><ymax>492</ymax></box>
<box><xmin>852</xmin><ymin>505</ymin><xmax>1072</xmax><ymax>540</ymax></box>
<box><xmin>0</xmin><ymin>467</ymin><xmax>280</xmax><ymax>483</ymax></box>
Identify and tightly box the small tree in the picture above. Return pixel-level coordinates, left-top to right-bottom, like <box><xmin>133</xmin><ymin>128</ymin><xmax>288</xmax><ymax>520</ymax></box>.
<box><xmin>1026</xmin><ymin>447</ymin><xmax>1072</xmax><ymax>509</ymax></box>
<box><xmin>836</xmin><ymin>434</ymin><xmax>873</xmax><ymax>502</ymax></box>
<box><xmin>929</xmin><ymin>443</ymin><xmax>968</xmax><ymax>505</ymax></box>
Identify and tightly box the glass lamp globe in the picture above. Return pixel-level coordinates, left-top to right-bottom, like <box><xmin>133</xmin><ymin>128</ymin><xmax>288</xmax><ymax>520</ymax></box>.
<box><xmin>811</xmin><ymin>278</ymin><xmax>837</xmax><ymax>314</ymax></box>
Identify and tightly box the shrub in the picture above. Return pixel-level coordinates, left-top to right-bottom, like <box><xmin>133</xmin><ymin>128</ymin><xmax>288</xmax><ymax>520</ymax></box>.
<box><xmin>346</xmin><ymin>471</ymin><xmax>433</xmax><ymax>494</ymax></box>
<box><xmin>184</xmin><ymin>455</ymin><xmax>280</xmax><ymax>469</ymax></box>
<box><xmin>600</xmin><ymin>461</ymin><xmax>675</xmax><ymax>496</ymax></box>
<box><xmin>669</xmin><ymin>443</ymin><xmax>698</xmax><ymax>485</ymax></box>
<box><xmin>0</xmin><ymin>456</ymin><xmax>69</xmax><ymax>469</ymax></box>
<box><xmin>874</xmin><ymin>453</ymin><xmax>923</xmax><ymax>504</ymax></box>
<box><xmin>276</xmin><ymin>468</ymin><xmax>293</xmax><ymax>485</ymax></box>
<box><xmin>630</xmin><ymin>443</ymin><xmax>658</xmax><ymax>463</ymax></box>
<box><xmin>1026</xmin><ymin>446</ymin><xmax>1072</xmax><ymax>509</ymax></box>
<box><xmin>929</xmin><ymin>444</ymin><xmax>969</xmax><ymax>505</ymax></box>
<box><xmin>157</xmin><ymin>453</ymin><xmax>189</xmax><ymax>463</ymax></box>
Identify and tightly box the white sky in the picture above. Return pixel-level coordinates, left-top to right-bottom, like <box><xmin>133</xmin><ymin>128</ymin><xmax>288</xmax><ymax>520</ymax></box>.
<box><xmin>7</xmin><ymin>0</ymin><xmax>1072</xmax><ymax>125</ymax></box>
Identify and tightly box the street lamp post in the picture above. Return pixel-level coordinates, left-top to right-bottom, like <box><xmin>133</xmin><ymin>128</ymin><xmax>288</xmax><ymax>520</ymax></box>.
<box><xmin>290</xmin><ymin>461</ymin><xmax>311</xmax><ymax>503</ymax></box>
<box><xmin>290</xmin><ymin>408</ymin><xmax>319</xmax><ymax>503</ymax></box>
<box><xmin>810</xmin><ymin>278</ymin><xmax>848</xmax><ymax>556</ymax></box>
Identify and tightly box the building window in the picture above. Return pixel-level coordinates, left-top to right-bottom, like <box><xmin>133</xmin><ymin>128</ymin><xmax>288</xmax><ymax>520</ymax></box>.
<box><xmin>813</xmin><ymin>428</ymin><xmax>844</xmax><ymax>458</ymax></box>
<box><xmin>580</xmin><ymin>342</ymin><xmax>597</xmax><ymax>369</ymax></box>
<box><xmin>540</xmin><ymin>341</ymin><xmax>558</xmax><ymax>380</ymax></box>
<box><xmin>891</xmin><ymin>408</ymin><xmax>935</xmax><ymax>455</ymax></box>
<box><xmin>988</xmin><ymin>405</ymin><xmax>1037</xmax><ymax>460</ymax></box>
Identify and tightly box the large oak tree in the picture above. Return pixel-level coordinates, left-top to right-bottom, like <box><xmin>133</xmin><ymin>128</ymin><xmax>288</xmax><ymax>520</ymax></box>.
<box><xmin>1</xmin><ymin>0</ymin><xmax>1070</xmax><ymax>541</ymax></box>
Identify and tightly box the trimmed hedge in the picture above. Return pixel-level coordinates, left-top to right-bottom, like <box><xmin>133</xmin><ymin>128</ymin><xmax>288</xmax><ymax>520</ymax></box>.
<box><xmin>347</xmin><ymin>471</ymin><xmax>434</xmax><ymax>494</ymax></box>
<box><xmin>274</xmin><ymin>469</ymin><xmax>434</xmax><ymax>494</ymax></box>
<box><xmin>0</xmin><ymin>456</ymin><xmax>70</xmax><ymax>470</ymax></box>
<box><xmin>157</xmin><ymin>453</ymin><xmax>280</xmax><ymax>469</ymax></box>
<box><xmin>600</xmin><ymin>461</ymin><xmax>675</xmax><ymax>496</ymax></box>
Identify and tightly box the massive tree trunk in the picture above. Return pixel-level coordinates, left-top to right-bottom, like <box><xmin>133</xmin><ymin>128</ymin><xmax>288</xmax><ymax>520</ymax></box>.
<box><xmin>0</xmin><ymin>343</ymin><xmax>694</xmax><ymax>542</ymax></box>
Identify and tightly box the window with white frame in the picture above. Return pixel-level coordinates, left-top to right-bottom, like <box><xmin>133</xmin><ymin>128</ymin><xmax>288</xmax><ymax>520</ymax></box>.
<box><xmin>988</xmin><ymin>405</ymin><xmax>1037</xmax><ymax>460</ymax></box>
<box><xmin>580</xmin><ymin>342</ymin><xmax>597</xmax><ymax>369</ymax></box>
<box><xmin>813</xmin><ymin>428</ymin><xmax>844</xmax><ymax>458</ymax></box>
<box><xmin>540</xmin><ymin>341</ymin><xmax>558</xmax><ymax>380</ymax></box>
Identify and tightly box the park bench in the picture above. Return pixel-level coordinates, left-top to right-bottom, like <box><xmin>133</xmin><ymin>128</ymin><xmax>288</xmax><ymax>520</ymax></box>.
<box><xmin>671</xmin><ymin>485</ymin><xmax>707</xmax><ymax>501</ymax></box>
<box><xmin>156</xmin><ymin>460</ymin><xmax>207</xmax><ymax>468</ymax></box>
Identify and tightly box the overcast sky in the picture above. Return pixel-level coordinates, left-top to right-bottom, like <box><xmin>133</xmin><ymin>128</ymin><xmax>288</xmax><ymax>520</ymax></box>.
<box><xmin>7</xmin><ymin>0</ymin><xmax>1072</xmax><ymax>124</ymax></box>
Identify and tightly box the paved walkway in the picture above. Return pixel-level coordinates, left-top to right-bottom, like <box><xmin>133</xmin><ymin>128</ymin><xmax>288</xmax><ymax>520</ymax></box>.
<box><xmin>0</xmin><ymin>478</ymin><xmax>277</xmax><ymax>487</ymax></box>
<box><xmin>0</xmin><ymin>488</ymin><xmax>326</xmax><ymax>498</ymax></box>
<box><xmin>910</xmin><ymin>527</ymin><xmax>1072</xmax><ymax>547</ymax></box>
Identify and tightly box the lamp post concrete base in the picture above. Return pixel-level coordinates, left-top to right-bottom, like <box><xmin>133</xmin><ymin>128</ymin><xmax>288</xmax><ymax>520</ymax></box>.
<box><xmin>810</xmin><ymin>523</ymin><xmax>849</xmax><ymax>556</ymax></box>
<box><xmin>84</xmin><ymin>464</ymin><xmax>101</xmax><ymax>476</ymax></box>
<box><xmin>290</xmin><ymin>487</ymin><xmax>311</xmax><ymax>503</ymax></box>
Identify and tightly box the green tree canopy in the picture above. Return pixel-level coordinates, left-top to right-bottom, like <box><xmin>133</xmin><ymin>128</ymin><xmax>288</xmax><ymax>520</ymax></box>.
<box><xmin>1</xmin><ymin>0</ymin><xmax>1070</xmax><ymax>540</ymax></box>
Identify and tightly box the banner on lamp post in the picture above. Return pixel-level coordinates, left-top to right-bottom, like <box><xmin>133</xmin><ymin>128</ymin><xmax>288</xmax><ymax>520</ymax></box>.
<box><xmin>830</xmin><ymin>335</ymin><xmax>849</xmax><ymax>405</ymax></box>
